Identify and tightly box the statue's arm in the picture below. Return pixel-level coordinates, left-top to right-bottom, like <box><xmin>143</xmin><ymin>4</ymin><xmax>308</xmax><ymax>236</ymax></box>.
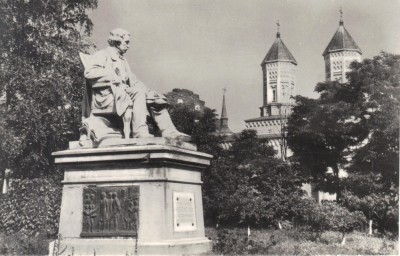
<box><xmin>129</xmin><ymin>71</ymin><xmax>149</xmax><ymax>92</ymax></box>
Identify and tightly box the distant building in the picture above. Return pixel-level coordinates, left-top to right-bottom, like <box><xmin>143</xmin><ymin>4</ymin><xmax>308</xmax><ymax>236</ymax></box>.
<box><xmin>323</xmin><ymin>15</ymin><xmax>362</xmax><ymax>83</ymax></box>
<box><xmin>243</xmin><ymin>13</ymin><xmax>361</xmax><ymax>203</ymax></box>
<box><xmin>165</xmin><ymin>88</ymin><xmax>205</xmax><ymax>112</ymax></box>
<box><xmin>244</xmin><ymin>22</ymin><xmax>296</xmax><ymax>159</ymax></box>
<box><xmin>215</xmin><ymin>90</ymin><xmax>235</xmax><ymax>149</ymax></box>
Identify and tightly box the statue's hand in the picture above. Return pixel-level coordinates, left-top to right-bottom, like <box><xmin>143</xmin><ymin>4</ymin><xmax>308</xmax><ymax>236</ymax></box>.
<box><xmin>125</xmin><ymin>87</ymin><xmax>134</xmax><ymax>96</ymax></box>
<box><xmin>112</xmin><ymin>79</ymin><xmax>121</xmax><ymax>85</ymax></box>
<box><xmin>111</xmin><ymin>74</ymin><xmax>122</xmax><ymax>85</ymax></box>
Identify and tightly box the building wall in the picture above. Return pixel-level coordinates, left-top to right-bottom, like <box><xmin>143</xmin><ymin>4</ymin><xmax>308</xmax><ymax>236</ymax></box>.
<box><xmin>324</xmin><ymin>51</ymin><xmax>361</xmax><ymax>82</ymax></box>
<box><xmin>264</xmin><ymin>62</ymin><xmax>296</xmax><ymax>107</ymax></box>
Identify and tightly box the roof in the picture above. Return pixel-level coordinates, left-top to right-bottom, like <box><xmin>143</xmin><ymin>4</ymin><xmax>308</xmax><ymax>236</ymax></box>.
<box><xmin>323</xmin><ymin>21</ymin><xmax>362</xmax><ymax>56</ymax></box>
<box><xmin>244</xmin><ymin>115</ymin><xmax>288</xmax><ymax>123</ymax></box>
<box><xmin>261</xmin><ymin>32</ymin><xmax>297</xmax><ymax>65</ymax></box>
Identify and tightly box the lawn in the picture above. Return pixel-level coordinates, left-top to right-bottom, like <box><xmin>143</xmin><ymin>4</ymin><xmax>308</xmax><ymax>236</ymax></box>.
<box><xmin>0</xmin><ymin>228</ymin><xmax>397</xmax><ymax>255</ymax></box>
<box><xmin>205</xmin><ymin>227</ymin><xmax>399</xmax><ymax>255</ymax></box>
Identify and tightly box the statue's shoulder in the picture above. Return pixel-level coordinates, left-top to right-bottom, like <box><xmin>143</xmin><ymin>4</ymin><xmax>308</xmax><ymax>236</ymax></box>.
<box><xmin>91</xmin><ymin>48</ymin><xmax>110</xmax><ymax>59</ymax></box>
<box><xmin>82</xmin><ymin>48</ymin><xmax>111</xmax><ymax>67</ymax></box>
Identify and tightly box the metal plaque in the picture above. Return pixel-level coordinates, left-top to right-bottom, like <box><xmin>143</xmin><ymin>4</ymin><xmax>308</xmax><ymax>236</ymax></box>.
<box><xmin>173</xmin><ymin>192</ymin><xmax>197</xmax><ymax>232</ymax></box>
<box><xmin>81</xmin><ymin>186</ymin><xmax>139</xmax><ymax>237</ymax></box>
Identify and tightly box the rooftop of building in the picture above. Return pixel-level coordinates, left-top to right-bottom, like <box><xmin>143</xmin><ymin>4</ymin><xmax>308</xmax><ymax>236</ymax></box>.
<box><xmin>323</xmin><ymin>20</ymin><xmax>362</xmax><ymax>56</ymax></box>
<box><xmin>245</xmin><ymin>115</ymin><xmax>288</xmax><ymax>123</ymax></box>
<box><xmin>261</xmin><ymin>31</ymin><xmax>297</xmax><ymax>66</ymax></box>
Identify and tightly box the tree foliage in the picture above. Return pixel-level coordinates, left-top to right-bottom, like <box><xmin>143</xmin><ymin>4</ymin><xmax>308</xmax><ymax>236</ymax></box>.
<box><xmin>166</xmin><ymin>91</ymin><xmax>223</xmax><ymax>155</ymax></box>
<box><xmin>294</xmin><ymin>199</ymin><xmax>366</xmax><ymax>243</ymax></box>
<box><xmin>203</xmin><ymin>130</ymin><xmax>306</xmax><ymax>227</ymax></box>
<box><xmin>0</xmin><ymin>177</ymin><xmax>62</xmax><ymax>237</ymax></box>
<box><xmin>287</xmin><ymin>52</ymin><xmax>400</xmax><ymax>202</ymax></box>
<box><xmin>0</xmin><ymin>0</ymin><xmax>98</xmax><ymax>178</ymax></box>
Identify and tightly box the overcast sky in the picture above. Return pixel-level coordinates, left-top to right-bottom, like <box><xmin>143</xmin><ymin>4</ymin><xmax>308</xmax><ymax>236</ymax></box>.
<box><xmin>88</xmin><ymin>0</ymin><xmax>400</xmax><ymax>132</ymax></box>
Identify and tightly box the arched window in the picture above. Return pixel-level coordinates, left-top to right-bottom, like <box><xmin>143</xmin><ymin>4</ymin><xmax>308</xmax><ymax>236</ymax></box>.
<box><xmin>272</xmin><ymin>89</ymin><xmax>277</xmax><ymax>102</ymax></box>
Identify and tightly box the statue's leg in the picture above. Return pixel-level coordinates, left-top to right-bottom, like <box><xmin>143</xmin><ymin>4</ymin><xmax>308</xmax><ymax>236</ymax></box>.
<box><xmin>123</xmin><ymin>108</ymin><xmax>132</xmax><ymax>139</ymax></box>
<box><xmin>129</xmin><ymin>87</ymin><xmax>153</xmax><ymax>138</ymax></box>
<box><xmin>79</xmin><ymin>120</ymin><xmax>91</xmax><ymax>144</ymax></box>
<box><xmin>150</xmin><ymin>106</ymin><xmax>190</xmax><ymax>140</ymax></box>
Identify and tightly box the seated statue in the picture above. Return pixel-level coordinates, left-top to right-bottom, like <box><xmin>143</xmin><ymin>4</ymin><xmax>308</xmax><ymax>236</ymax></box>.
<box><xmin>80</xmin><ymin>28</ymin><xmax>189</xmax><ymax>143</ymax></box>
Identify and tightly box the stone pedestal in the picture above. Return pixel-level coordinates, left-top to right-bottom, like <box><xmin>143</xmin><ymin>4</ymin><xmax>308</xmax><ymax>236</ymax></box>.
<box><xmin>50</xmin><ymin>140</ymin><xmax>212</xmax><ymax>255</ymax></box>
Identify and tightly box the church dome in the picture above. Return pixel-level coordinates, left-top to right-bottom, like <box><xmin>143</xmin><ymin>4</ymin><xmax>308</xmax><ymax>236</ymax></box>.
<box><xmin>323</xmin><ymin>21</ymin><xmax>362</xmax><ymax>56</ymax></box>
<box><xmin>261</xmin><ymin>32</ymin><xmax>297</xmax><ymax>65</ymax></box>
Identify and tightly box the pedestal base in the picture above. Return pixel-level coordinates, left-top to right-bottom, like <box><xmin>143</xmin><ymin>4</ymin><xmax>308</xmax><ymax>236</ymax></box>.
<box><xmin>52</xmin><ymin>141</ymin><xmax>213</xmax><ymax>255</ymax></box>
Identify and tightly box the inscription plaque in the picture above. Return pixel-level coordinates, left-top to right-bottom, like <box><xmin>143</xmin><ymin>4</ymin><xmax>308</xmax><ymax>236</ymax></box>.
<box><xmin>81</xmin><ymin>186</ymin><xmax>139</xmax><ymax>237</ymax></box>
<box><xmin>173</xmin><ymin>192</ymin><xmax>197</xmax><ymax>232</ymax></box>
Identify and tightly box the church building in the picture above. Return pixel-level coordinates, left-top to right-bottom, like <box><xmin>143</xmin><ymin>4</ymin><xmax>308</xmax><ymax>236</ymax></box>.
<box><xmin>244</xmin><ymin>22</ymin><xmax>297</xmax><ymax>159</ymax></box>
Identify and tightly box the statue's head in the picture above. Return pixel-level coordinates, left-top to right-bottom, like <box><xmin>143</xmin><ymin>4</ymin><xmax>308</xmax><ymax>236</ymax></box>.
<box><xmin>108</xmin><ymin>28</ymin><xmax>131</xmax><ymax>55</ymax></box>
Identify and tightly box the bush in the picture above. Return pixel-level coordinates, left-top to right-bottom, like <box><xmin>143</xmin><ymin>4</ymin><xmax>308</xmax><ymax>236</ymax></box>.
<box><xmin>211</xmin><ymin>228</ymin><xmax>277</xmax><ymax>254</ymax></box>
<box><xmin>0</xmin><ymin>232</ymin><xmax>50</xmax><ymax>255</ymax></box>
<box><xmin>0</xmin><ymin>177</ymin><xmax>62</xmax><ymax>237</ymax></box>
<box><xmin>294</xmin><ymin>199</ymin><xmax>366</xmax><ymax>242</ymax></box>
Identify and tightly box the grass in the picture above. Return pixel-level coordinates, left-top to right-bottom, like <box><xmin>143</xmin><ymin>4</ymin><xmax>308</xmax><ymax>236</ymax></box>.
<box><xmin>205</xmin><ymin>227</ymin><xmax>399</xmax><ymax>255</ymax></box>
<box><xmin>0</xmin><ymin>228</ymin><xmax>397</xmax><ymax>255</ymax></box>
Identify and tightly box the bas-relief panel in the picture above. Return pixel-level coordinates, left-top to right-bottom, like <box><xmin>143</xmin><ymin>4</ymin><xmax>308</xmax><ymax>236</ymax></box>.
<box><xmin>81</xmin><ymin>186</ymin><xmax>140</xmax><ymax>237</ymax></box>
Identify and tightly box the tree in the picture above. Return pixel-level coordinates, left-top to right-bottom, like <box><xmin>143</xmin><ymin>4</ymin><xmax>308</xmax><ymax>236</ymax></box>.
<box><xmin>203</xmin><ymin>130</ymin><xmax>306</xmax><ymax>227</ymax></box>
<box><xmin>165</xmin><ymin>89</ymin><xmax>223</xmax><ymax>156</ymax></box>
<box><xmin>287</xmin><ymin>53</ymin><xmax>399</xmax><ymax>203</ymax></box>
<box><xmin>0</xmin><ymin>0</ymin><xmax>98</xmax><ymax>178</ymax></box>
<box><xmin>287</xmin><ymin>85</ymin><xmax>366</xmax><ymax>200</ymax></box>
<box><xmin>345</xmin><ymin>53</ymin><xmax>399</xmax><ymax>187</ymax></box>
<box><xmin>337</xmin><ymin>53</ymin><xmax>399</xmax><ymax>235</ymax></box>
<box><xmin>0</xmin><ymin>177</ymin><xmax>62</xmax><ymax>237</ymax></box>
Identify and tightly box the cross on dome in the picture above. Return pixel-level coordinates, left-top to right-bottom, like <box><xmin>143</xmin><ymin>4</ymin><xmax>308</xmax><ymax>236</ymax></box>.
<box><xmin>276</xmin><ymin>19</ymin><xmax>280</xmax><ymax>37</ymax></box>
<box><xmin>339</xmin><ymin>7</ymin><xmax>344</xmax><ymax>25</ymax></box>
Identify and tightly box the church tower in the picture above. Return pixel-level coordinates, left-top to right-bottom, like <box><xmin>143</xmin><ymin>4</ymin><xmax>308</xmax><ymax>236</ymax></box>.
<box><xmin>323</xmin><ymin>9</ymin><xmax>362</xmax><ymax>82</ymax></box>
<box><xmin>216</xmin><ymin>89</ymin><xmax>235</xmax><ymax>149</ymax></box>
<box><xmin>218</xmin><ymin>88</ymin><xmax>234</xmax><ymax>136</ymax></box>
<box><xmin>245</xmin><ymin>22</ymin><xmax>297</xmax><ymax>158</ymax></box>
<box><xmin>260</xmin><ymin>21</ymin><xmax>297</xmax><ymax>117</ymax></box>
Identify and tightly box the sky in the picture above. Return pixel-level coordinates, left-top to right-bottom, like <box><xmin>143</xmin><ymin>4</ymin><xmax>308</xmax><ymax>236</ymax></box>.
<box><xmin>88</xmin><ymin>0</ymin><xmax>400</xmax><ymax>132</ymax></box>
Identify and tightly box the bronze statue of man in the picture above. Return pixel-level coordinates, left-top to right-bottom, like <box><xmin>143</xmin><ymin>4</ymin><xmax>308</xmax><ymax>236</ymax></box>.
<box><xmin>83</xmin><ymin>28</ymin><xmax>189</xmax><ymax>140</ymax></box>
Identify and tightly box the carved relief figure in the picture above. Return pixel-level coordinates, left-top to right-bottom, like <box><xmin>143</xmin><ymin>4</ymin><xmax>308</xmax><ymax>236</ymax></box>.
<box><xmin>83</xmin><ymin>193</ymin><xmax>97</xmax><ymax>232</ymax></box>
<box><xmin>105</xmin><ymin>192</ymin><xmax>112</xmax><ymax>230</ymax></box>
<box><xmin>83</xmin><ymin>193</ymin><xmax>92</xmax><ymax>232</ymax></box>
<box><xmin>89</xmin><ymin>194</ymin><xmax>97</xmax><ymax>231</ymax></box>
<box><xmin>124</xmin><ymin>197</ymin><xmax>138</xmax><ymax>231</ymax></box>
<box><xmin>99</xmin><ymin>192</ymin><xmax>107</xmax><ymax>232</ymax></box>
<box><xmin>81</xmin><ymin>28</ymin><xmax>190</xmax><ymax>141</ymax></box>
<box><xmin>111</xmin><ymin>192</ymin><xmax>121</xmax><ymax>230</ymax></box>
